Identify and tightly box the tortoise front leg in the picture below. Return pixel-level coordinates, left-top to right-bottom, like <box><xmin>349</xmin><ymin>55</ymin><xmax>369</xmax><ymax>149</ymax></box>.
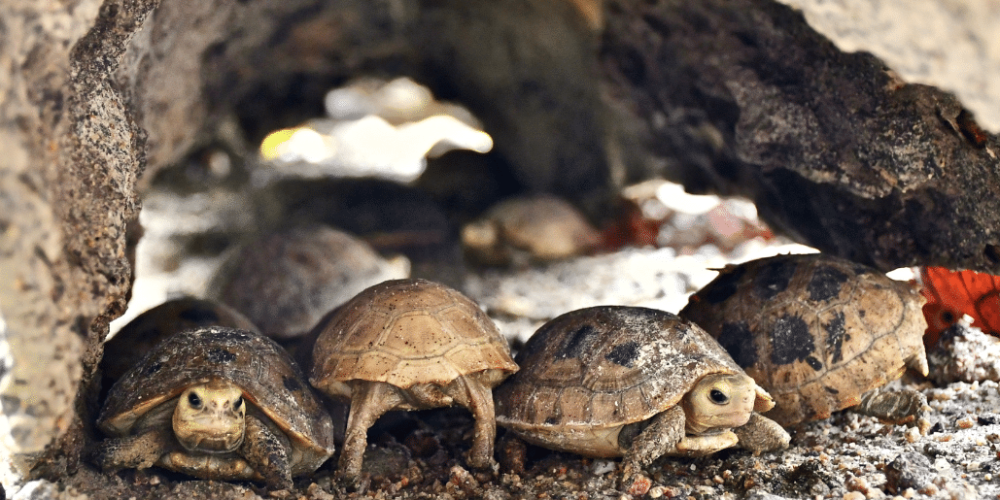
<box><xmin>339</xmin><ymin>381</ymin><xmax>402</xmax><ymax>486</ymax></box>
<box><xmin>620</xmin><ymin>405</ymin><xmax>685</xmax><ymax>491</ymax></box>
<box><xmin>732</xmin><ymin>412</ymin><xmax>790</xmax><ymax>455</ymax></box>
<box><xmin>239</xmin><ymin>414</ymin><xmax>293</xmax><ymax>490</ymax></box>
<box><xmin>89</xmin><ymin>427</ymin><xmax>173</xmax><ymax>472</ymax></box>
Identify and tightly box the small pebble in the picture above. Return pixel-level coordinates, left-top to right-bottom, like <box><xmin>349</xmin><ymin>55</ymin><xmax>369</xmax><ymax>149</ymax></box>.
<box><xmin>843</xmin><ymin>492</ymin><xmax>865</xmax><ymax>500</ymax></box>
<box><xmin>956</xmin><ymin>416</ymin><xmax>976</xmax><ymax>429</ymax></box>
<box><xmin>904</xmin><ymin>427</ymin><xmax>921</xmax><ymax>443</ymax></box>
<box><xmin>845</xmin><ymin>476</ymin><xmax>869</xmax><ymax>494</ymax></box>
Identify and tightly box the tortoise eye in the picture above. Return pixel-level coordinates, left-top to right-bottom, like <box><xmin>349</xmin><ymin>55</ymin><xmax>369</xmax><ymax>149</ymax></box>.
<box><xmin>188</xmin><ymin>392</ymin><xmax>203</xmax><ymax>409</ymax></box>
<box><xmin>709</xmin><ymin>389</ymin><xmax>730</xmax><ymax>404</ymax></box>
<box><xmin>234</xmin><ymin>396</ymin><xmax>244</xmax><ymax>411</ymax></box>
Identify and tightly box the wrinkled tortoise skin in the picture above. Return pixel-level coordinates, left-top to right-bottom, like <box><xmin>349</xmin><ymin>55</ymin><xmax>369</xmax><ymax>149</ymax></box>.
<box><xmin>98</xmin><ymin>327</ymin><xmax>335</xmax><ymax>484</ymax></box>
<box><xmin>680</xmin><ymin>253</ymin><xmax>929</xmax><ymax>426</ymax></box>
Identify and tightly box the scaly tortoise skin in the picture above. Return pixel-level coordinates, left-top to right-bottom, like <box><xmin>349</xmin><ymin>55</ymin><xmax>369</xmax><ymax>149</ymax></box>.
<box><xmin>211</xmin><ymin>223</ymin><xmax>407</xmax><ymax>340</ymax></box>
<box><xmin>93</xmin><ymin>327</ymin><xmax>335</xmax><ymax>489</ymax></box>
<box><xmin>680</xmin><ymin>253</ymin><xmax>930</xmax><ymax>427</ymax></box>
<box><xmin>493</xmin><ymin>306</ymin><xmax>789</xmax><ymax>490</ymax></box>
<box><xmin>461</xmin><ymin>195</ymin><xmax>601</xmax><ymax>266</ymax></box>
<box><xmin>100</xmin><ymin>297</ymin><xmax>259</xmax><ymax>385</ymax></box>
<box><xmin>309</xmin><ymin>278</ymin><xmax>518</xmax><ymax>484</ymax></box>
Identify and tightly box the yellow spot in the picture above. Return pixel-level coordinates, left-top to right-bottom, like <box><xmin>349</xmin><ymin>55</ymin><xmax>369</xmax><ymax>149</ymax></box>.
<box><xmin>259</xmin><ymin>128</ymin><xmax>299</xmax><ymax>160</ymax></box>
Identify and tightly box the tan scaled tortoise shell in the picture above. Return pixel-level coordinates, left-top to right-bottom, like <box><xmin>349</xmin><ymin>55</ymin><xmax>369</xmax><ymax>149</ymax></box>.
<box><xmin>493</xmin><ymin>306</ymin><xmax>789</xmax><ymax>490</ymax></box>
<box><xmin>680</xmin><ymin>253</ymin><xmax>929</xmax><ymax>428</ymax></box>
<box><xmin>461</xmin><ymin>194</ymin><xmax>602</xmax><ymax>265</ymax></box>
<box><xmin>94</xmin><ymin>326</ymin><xmax>334</xmax><ymax>489</ymax></box>
<box><xmin>310</xmin><ymin>278</ymin><xmax>518</xmax><ymax>484</ymax></box>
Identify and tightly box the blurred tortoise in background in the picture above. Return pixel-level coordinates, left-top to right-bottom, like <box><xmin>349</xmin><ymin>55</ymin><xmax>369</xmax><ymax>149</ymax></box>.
<box><xmin>680</xmin><ymin>253</ymin><xmax>929</xmax><ymax>428</ymax></box>
<box><xmin>92</xmin><ymin>327</ymin><xmax>335</xmax><ymax>489</ymax></box>
<box><xmin>100</xmin><ymin>297</ymin><xmax>259</xmax><ymax>386</ymax></box>
<box><xmin>493</xmin><ymin>306</ymin><xmax>789</xmax><ymax>493</ymax></box>
<box><xmin>461</xmin><ymin>194</ymin><xmax>602</xmax><ymax>266</ymax></box>
<box><xmin>309</xmin><ymin>278</ymin><xmax>518</xmax><ymax>485</ymax></box>
<box><xmin>210</xmin><ymin>223</ymin><xmax>408</xmax><ymax>340</ymax></box>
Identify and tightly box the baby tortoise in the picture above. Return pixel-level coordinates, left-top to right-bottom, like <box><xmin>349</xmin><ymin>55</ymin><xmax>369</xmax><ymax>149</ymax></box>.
<box><xmin>101</xmin><ymin>297</ymin><xmax>259</xmax><ymax>385</ymax></box>
<box><xmin>493</xmin><ymin>306</ymin><xmax>789</xmax><ymax>491</ymax></box>
<box><xmin>461</xmin><ymin>195</ymin><xmax>601</xmax><ymax>266</ymax></box>
<box><xmin>92</xmin><ymin>327</ymin><xmax>335</xmax><ymax>489</ymax></box>
<box><xmin>211</xmin><ymin>223</ymin><xmax>408</xmax><ymax>340</ymax></box>
<box><xmin>309</xmin><ymin>278</ymin><xmax>518</xmax><ymax>484</ymax></box>
<box><xmin>680</xmin><ymin>253</ymin><xmax>929</xmax><ymax>428</ymax></box>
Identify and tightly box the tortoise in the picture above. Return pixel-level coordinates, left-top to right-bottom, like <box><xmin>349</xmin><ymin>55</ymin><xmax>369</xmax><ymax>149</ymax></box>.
<box><xmin>210</xmin><ymin>223</ymin><xmax>408</xmax><ymax>340</ymax></box>
<box><xmin>679</xmin><ymin>253</ymin><xmax>929</xmax><ymax>428</ymax></box>
<box><xmin>92</xmin><ymin>326</ymin><xmax>335</xmax><ymax>489</ymax></box>
<box><xmin>309</xmin><ymin>278</ymin><xmax>518</xmax><ymax>484</ymax></box>
<box><xmin>461</xmin><ymin>195</ymin><xmax>602</xmax><ymax>266</ymax></box>
<box><xmin>493</xmin><ymin>306</ymin><xmax>789</xmax><ymax>491</ymax></box>
<box><xmin>101</xmin><ymin>297</ymin><xmax>259</xmax><ymax>385</ymax></box>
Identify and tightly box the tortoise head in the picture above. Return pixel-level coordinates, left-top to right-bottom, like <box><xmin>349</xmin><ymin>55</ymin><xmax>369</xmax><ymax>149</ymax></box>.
<box><xmin>172</xmin><ymin>378</ymin><xmax>246</xmax><ymax>453</ymax></box>
<box><xmin>681</xmin><ymin>373</ymin><xmax>757</xmax><ymax>434</ymax></box>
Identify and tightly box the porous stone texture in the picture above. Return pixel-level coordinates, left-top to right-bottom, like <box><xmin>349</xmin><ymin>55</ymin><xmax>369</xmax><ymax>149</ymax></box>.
<box><xmin>0</xmin><ymin>0</ymin><xmax>147</xmax><ymax>475</ymax></box>
<box><xmin>600</xmin><ymin>0</ymin><xmax>1000</xmax><ymax>273</ymax></box>
<box><xmin>779</xmin><ymin>0</ymin><xmax>1000</xmax><ymax>133</ymax></box>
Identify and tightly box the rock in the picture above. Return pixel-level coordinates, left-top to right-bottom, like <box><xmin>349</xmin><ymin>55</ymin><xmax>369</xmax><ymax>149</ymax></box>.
<box><xmin>778</xmin><ymin>0</ymin><xmax>1000</xmax><ymax>131</ymax></box>
<box><xmin>601</xmin><ymin>0</ymin><xmax>1000</xmax><ymax>273</ymax></box>
<box><xmin>884</xmin><ymin>452</ymin><xmax>934</xmax><ymax>494</ymax></box>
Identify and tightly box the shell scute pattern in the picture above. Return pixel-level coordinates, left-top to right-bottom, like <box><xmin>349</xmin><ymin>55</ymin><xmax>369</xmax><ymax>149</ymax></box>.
<box><xmin>496</xmin><ymin>306</ymin><xmax>744</xmax><ymax>433</ymax></box>
<box><xmin>312</xmin><ymin>278</ymin><xmax>519</xmax><ymax>389</ymax></box>
<box><xmin>681</xmin><ymin>253</ymin><xmax>928</xmax><ymax>426</ymax></box>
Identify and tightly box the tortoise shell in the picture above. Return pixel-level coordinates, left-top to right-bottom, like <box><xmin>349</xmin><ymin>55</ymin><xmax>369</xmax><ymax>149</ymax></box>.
<box><xmin>310</xmin><ymin>278</ymin><xmax>518</xmax><ymax>392</ymax></box>
<box><xmin>211</xmin><ymin>223</ymin><xmax>407</xmax><ymax>340</ymax></box>
<box><xmin>101</xmin><ymin>298</ymin><xmax>259</xmax><ymax>384</ymax></box>
<box><xmin>99</xmin><ymin>326</ymin><xmax>335</xmax><ymax>473</ymax></box>
<box><xmin>494</xmin><ymin>306</ymin><xmax>747</xmax><ymax>457</ymax></box>
<box><xmin>680</xmin><ymin>253</ymin><xmax>929</xmax><ymax>426</ymax></box>
<box><xmin>461</xmin><ymin>195</ymin><xmax>601</xmax><ymax>264</ymax></box>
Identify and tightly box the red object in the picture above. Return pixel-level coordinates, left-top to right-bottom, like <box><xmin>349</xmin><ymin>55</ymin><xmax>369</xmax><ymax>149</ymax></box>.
<box><xmin>920</xmin><ymin>266</ymin><xmax>1000</xmax><ymax>346</ymax></box>
<box><xmin>599</xmin><ymin>198</ymin><xmax>661</xmax><ymax>251</ymax></box>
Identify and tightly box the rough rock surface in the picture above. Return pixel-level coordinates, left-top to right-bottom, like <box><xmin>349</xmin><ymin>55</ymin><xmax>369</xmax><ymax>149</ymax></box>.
<box><xmin>0</xmin><ymin>0</ymin><xmax>147</xmax><ymax>466</ymax></box>
<box><xmin>778</xmin><ymin>0</ymin><xmax>1000</xmax><ymax>132</ymax></box>
<box><xmin>600</xmin><ymin>0</ymin><xmax>1000</xmax><ymax>274</ymax></box>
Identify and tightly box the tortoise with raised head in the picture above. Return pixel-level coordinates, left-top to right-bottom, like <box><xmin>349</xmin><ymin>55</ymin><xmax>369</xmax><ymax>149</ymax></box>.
<box><xmin>92</xmin><ymin>326</ymin><xmax>335</xmax><ymax>489</ymax></box>
<box><xmin>680</xmin><ymin>253</ymin><xmax>929</xmax><ymax>428</ymax></box>
<box><xmin>309</xmin><ymin>278</ymin><xmax>518</xmax><ymax>484</ymax></box>
<box><xmin>493</xmin><ymin>306</ymin><xmax>789</xmax><ymax>491</ymax></box>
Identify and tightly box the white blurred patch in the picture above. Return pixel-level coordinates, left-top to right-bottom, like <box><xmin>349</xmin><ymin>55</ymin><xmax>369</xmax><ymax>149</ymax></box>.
<box><xmin>886</xmin><ymin>267</ymin><xmax>917</xmax><ymax>282</ymax></box>
<box><xmin>261</xmin><ymin>77</ymin><xmax>492</xmax><ymax>183</ymax></box>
